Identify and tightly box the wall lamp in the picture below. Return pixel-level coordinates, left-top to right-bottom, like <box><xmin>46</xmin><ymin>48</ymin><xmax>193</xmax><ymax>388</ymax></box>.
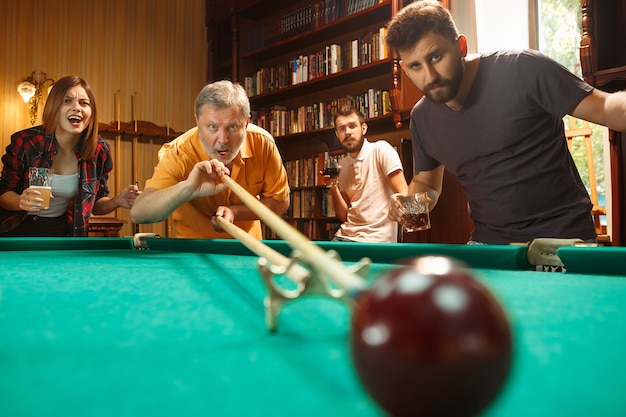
<box><xmin>17</xmin><ymin>71</ymin><xmax>55</xmax><ymax>125</ymax></box>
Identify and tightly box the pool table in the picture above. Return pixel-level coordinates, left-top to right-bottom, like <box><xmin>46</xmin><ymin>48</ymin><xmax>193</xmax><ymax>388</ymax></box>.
<box><xmin>1</xmin><ymin>237</ymin><xmax>625</xmax><ymax>417</ymax></box>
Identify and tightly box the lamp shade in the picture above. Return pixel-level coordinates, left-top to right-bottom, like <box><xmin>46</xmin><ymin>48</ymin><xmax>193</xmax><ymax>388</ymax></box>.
<box><xmin>17</xmin><ymin>81</ymin><xmax>36</xmax><ymax>103</ymax></box>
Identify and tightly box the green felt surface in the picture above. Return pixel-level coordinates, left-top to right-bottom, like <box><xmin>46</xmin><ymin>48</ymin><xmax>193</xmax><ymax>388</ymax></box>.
<box><xmin>557</xmin><ymin>246</ymin><xmax>626</xmax><ymax>275</ymax></box>
<box><xmin>0</xmin><ymin>247</ymin><xmax>372</xmax><ymax>417</ymax></box>
<box><xmin>0</xmin><ymin>237</ymin><xmax>134</xmax><ymax>251</ymax></box>
<box><xmin>148</xmin><ymin>238</ymin><xmax>531</xmax><ymax>270</ymax></box>
<box><xmin>478</xmin><ymin>268</ymin><xmax>626</xmax><ymax>417</ymax></box>
<box><xmin>1</xmin><ymin>239</ymin><xmax>625</xmax><ymax>417</ymax></box>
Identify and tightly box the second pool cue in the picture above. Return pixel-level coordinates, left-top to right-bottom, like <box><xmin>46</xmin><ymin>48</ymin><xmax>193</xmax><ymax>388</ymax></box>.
<box><xmin>213</xmin><ymin>215</ymin><xmax>308</xmax><ymax>284</ymax></box>
<box><xmin>134</xmin><ymin>182</ymin><xmax>140</xmax><ymax>234</ymax></box>
<box><xmin>219</xmin><ymin>175</ymin><xmax>367</xmax><ymax>293</ymax></box>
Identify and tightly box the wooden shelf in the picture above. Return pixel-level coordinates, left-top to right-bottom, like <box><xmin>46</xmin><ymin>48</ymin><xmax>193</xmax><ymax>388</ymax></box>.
<box><xmin>248</xmin><ymin>59</ymin><xmax>394</xmax><ymax>107</ymax></box>
<box><xmin>88</xmin><ymin>217</ymin><xmax>125</xmax><ymax>238</ymax></box>
<box><xmin>583</xmin><ymin>66</ymin><xmax>626</xmax><ymax>90</ymax></box>
<box><xmin>242</xmin><ymin>1</ymin><xmax>392</xmax><ymax>60</ymax></box>
<box><xmin>99</xmin><ymin>120</ymin><xmax>181</xmax><ymax>141</ymax></box>
<box><xmin>272</xmin><ymin>113</ymin><xmax>399</xmax><ymax>147</ymax></box>
<box><xmin>206</xmin><ymin>0</ymin><xmax>424</xmax><ymax>241</ymax></box>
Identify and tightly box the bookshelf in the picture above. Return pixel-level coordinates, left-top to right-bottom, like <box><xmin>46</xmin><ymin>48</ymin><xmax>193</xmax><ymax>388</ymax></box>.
<box><xmin>206</xmin><ymin>0</ymin><xmax>459</xmax><ymax>241</ymax></box>
<box><xmin>266</xmin><ymin>151</ymin><xmax>343</xmax><ymax>240</ymax></box>
<box><xmin>238</xmin><ymin>0</ymin><xmax>421</xmax><ymax>154</ymax></box>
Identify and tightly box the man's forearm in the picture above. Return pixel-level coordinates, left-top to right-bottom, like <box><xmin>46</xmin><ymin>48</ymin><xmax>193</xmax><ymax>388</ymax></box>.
<box><xmin>131</xmin><ymin>184</ymin><xmax>193</xmax><ymax>224</ymax></box>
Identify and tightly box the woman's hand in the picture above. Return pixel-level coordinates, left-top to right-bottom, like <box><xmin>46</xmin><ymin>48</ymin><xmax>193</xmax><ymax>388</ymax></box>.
<box><xmin>116</xmin><ymin>184</ymin><xmax>141</xmax><ymax>209</ymax></box>
<box><xmin>19</xmin><ymin>187</ymin><xmax>52</xmax><ymax>211</ymax></box>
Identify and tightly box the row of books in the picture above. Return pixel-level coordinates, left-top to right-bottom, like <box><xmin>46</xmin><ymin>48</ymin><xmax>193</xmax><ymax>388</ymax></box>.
<box><xmin>252</xmin><ymin>89</ymin><xmax>391</xmax><ymax>138</ymax></box>
<box><xmin>263</xmin><ymin>150</ymin><xmax>349</xmax><ymax>240</ymax></box>
<box><xmin>246</xmin><ymin>0</ymin><xmax>384</xmax><ymax>52</ymax></box>
<box><xmin>285</xmin><ymin>155</ymin><xmax>321</xmax><ymax>189</ymax></box>
<box><xmin>243</xmin><ymin>28</ymin><xmax>388</xmax><ymax>97</ymax></box>
<box><xmin>288</xmin><ymin>188</ymin><xmax>338</xmax><ymax>220</ymax></box>
<box><xmin>320</xmin><ymin>188</ymin><xmax>337</xmax><ymax>218</ymax></box>
<box><xmin>284</xmin><ymin>153</ymin><xmax>340</xmax><ymax>218</ymax></box>
<box><xmin>284</xmin><ymin>152</ymin><xmax>348</xmax><ymax>189</ymax></box>
<box><xmin>290</xmin><ymin>189</ymin><xmax>317</xmax><ymax>219</ymax></box>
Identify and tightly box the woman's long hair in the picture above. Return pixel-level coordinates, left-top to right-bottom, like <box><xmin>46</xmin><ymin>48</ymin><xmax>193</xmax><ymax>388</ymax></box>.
<box><xmin>42</xmin><ymin>75</ymin><xmax>99</xmax><ymax>160</ymax></box>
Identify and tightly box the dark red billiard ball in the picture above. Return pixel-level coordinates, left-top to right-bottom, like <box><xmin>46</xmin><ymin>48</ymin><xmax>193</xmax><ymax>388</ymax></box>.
<box><xmin>350</xmin><ymin>256</ymin><xmax>513</xmax><ymax>417</ymax></box>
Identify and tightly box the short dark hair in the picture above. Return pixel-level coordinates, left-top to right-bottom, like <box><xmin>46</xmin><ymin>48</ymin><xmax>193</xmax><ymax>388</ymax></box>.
<box><xmin>333</xmin><ymin>105</ymin><xmax>365</xmax><ymax>127</ymax></box>
<box><xmin>386</xmin><ymin>0</ymin><xmax>459</xmax><ymax>56</ymax></box>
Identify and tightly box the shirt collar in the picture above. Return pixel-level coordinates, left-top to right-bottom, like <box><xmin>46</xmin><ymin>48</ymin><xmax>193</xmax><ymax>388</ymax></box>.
<box><xmin>239</xmin><ymin>129</ymin><xmax>253</xmax><ymax>159</ymax></box>
<box><xmin>348</xmin><ymin>138</ymin><xmax>371</xmax><ymax>161</ymax></box>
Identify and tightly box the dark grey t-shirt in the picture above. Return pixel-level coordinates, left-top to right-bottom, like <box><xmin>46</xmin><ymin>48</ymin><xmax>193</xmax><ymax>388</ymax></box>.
<box><xmin>410</xmin><ymin>49</ymin><xmax>596</xmax><ymax>244</ymax></box>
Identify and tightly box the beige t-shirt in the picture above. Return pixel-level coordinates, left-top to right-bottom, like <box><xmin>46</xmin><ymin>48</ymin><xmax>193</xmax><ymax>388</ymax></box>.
<box><xmin>335</xmin><ymin>139</ymin><xmax>403</xmax><ymax>242</ymax></box>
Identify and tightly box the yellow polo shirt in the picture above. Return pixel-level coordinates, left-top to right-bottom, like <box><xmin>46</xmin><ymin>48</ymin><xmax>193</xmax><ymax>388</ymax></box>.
<box><xmin>146</xmin><ymin>123</ymin><xmax>290</xmax><ymax>239</ymax></box>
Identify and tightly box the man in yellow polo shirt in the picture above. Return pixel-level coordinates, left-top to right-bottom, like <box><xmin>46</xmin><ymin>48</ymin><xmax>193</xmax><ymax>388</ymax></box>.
<box><xmin>131</xmin><ymin>80</ymin><xmax>290</xmax><ymax>239</ymax></box>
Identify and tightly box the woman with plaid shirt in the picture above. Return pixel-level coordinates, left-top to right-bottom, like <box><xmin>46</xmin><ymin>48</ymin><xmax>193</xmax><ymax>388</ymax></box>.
<box><xmin>0</xmin><ymin>76</ymin><xmax>139</xmax><ymax>236</ymax></box>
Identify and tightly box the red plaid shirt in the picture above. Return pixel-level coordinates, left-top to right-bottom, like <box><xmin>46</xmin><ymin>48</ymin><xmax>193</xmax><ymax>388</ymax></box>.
<box><xmin>0</xmin><ymin>126</ymin><xmax>113</xmax><ymax>236</ymax></box>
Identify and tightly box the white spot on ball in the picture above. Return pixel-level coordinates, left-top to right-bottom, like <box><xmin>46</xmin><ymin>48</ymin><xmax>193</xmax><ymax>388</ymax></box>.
<box><xmin>397</xmin><ymin>270</ymin><xmax>434</xmax><ymax>294</ymax></box>
<box><xmin>434</xmin><ymin>284</ymin><xmax>468</xmax><ymax>313</ymax></box>
<box><xmin>362</xmin><ymin>324</ymin><xmax>390</xmax><ymax>346</ymax></box>
<box><xmin>416</xmin><ymin>256</ymin><xmax>454</xmax><ymax>275</ymax></box>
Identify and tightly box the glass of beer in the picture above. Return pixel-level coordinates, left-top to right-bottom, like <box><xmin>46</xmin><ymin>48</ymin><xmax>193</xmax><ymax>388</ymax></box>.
<box><xmin>28</xmin><ymin>167</ymin><xmax>54</xmax><ymax>209</ymax></box>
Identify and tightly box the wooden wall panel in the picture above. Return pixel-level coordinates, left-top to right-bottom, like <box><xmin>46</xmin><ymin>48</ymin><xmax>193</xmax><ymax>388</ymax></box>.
<box><xmin>0</xmin><ymin>0</ymin><xmax>207</xmax><ymax>236</ymax></box>
<box><xmin>1</xmin><ymin>0</ymin><xmax>207</xmax><ymax>139</ymax></box>
<box><xmin>100</xmin><ymin>124</ymin><xmax>175</xmax><ymax>237</ymax></box>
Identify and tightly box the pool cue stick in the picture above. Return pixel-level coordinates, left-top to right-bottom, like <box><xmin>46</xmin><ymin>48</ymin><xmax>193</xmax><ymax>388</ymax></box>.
<box><xmin>134</xmin><ymin>182</ymin><xmax>140</xmax><ymax>234</ymax></box>
<box><xmin>131</xmin><ymin>92</ymin><xmax>140</xmax><ymax>235</ymax></box>
<box><xmin>213</xmin><ymin>216</ymin><xmax>308</xmax><ymax>284</ymax></box>
<box><xmin>219</xmin><ymin>175</ymin><xmax>367</xmax><ymax>293</ymax></box>
<box><xmin>114</xmin><ymin>91</ymin><xmax>122</xmax><ymax>221</ymax></box>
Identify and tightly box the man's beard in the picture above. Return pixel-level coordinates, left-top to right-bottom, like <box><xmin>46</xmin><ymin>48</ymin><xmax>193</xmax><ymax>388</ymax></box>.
<box><xmin>423</xmin><ymin>61</ymin><xmax>464</xmax><ymax>104</ymax></box>
<box><xmin>200</xmin><ymin>132</ymin><xmax>242</xmax><ymax>166</ymax></box>
<box><xmin>341</xmin><ymin>135</ymin><xmax>364</xmax><ymax>153</ymax></box>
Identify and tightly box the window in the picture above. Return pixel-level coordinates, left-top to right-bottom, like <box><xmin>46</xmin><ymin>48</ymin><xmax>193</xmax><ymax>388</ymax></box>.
<box><xmin>537</xmin><ymin>0</ymin><xmax>608</xmax><ymax>230</ymax></box>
